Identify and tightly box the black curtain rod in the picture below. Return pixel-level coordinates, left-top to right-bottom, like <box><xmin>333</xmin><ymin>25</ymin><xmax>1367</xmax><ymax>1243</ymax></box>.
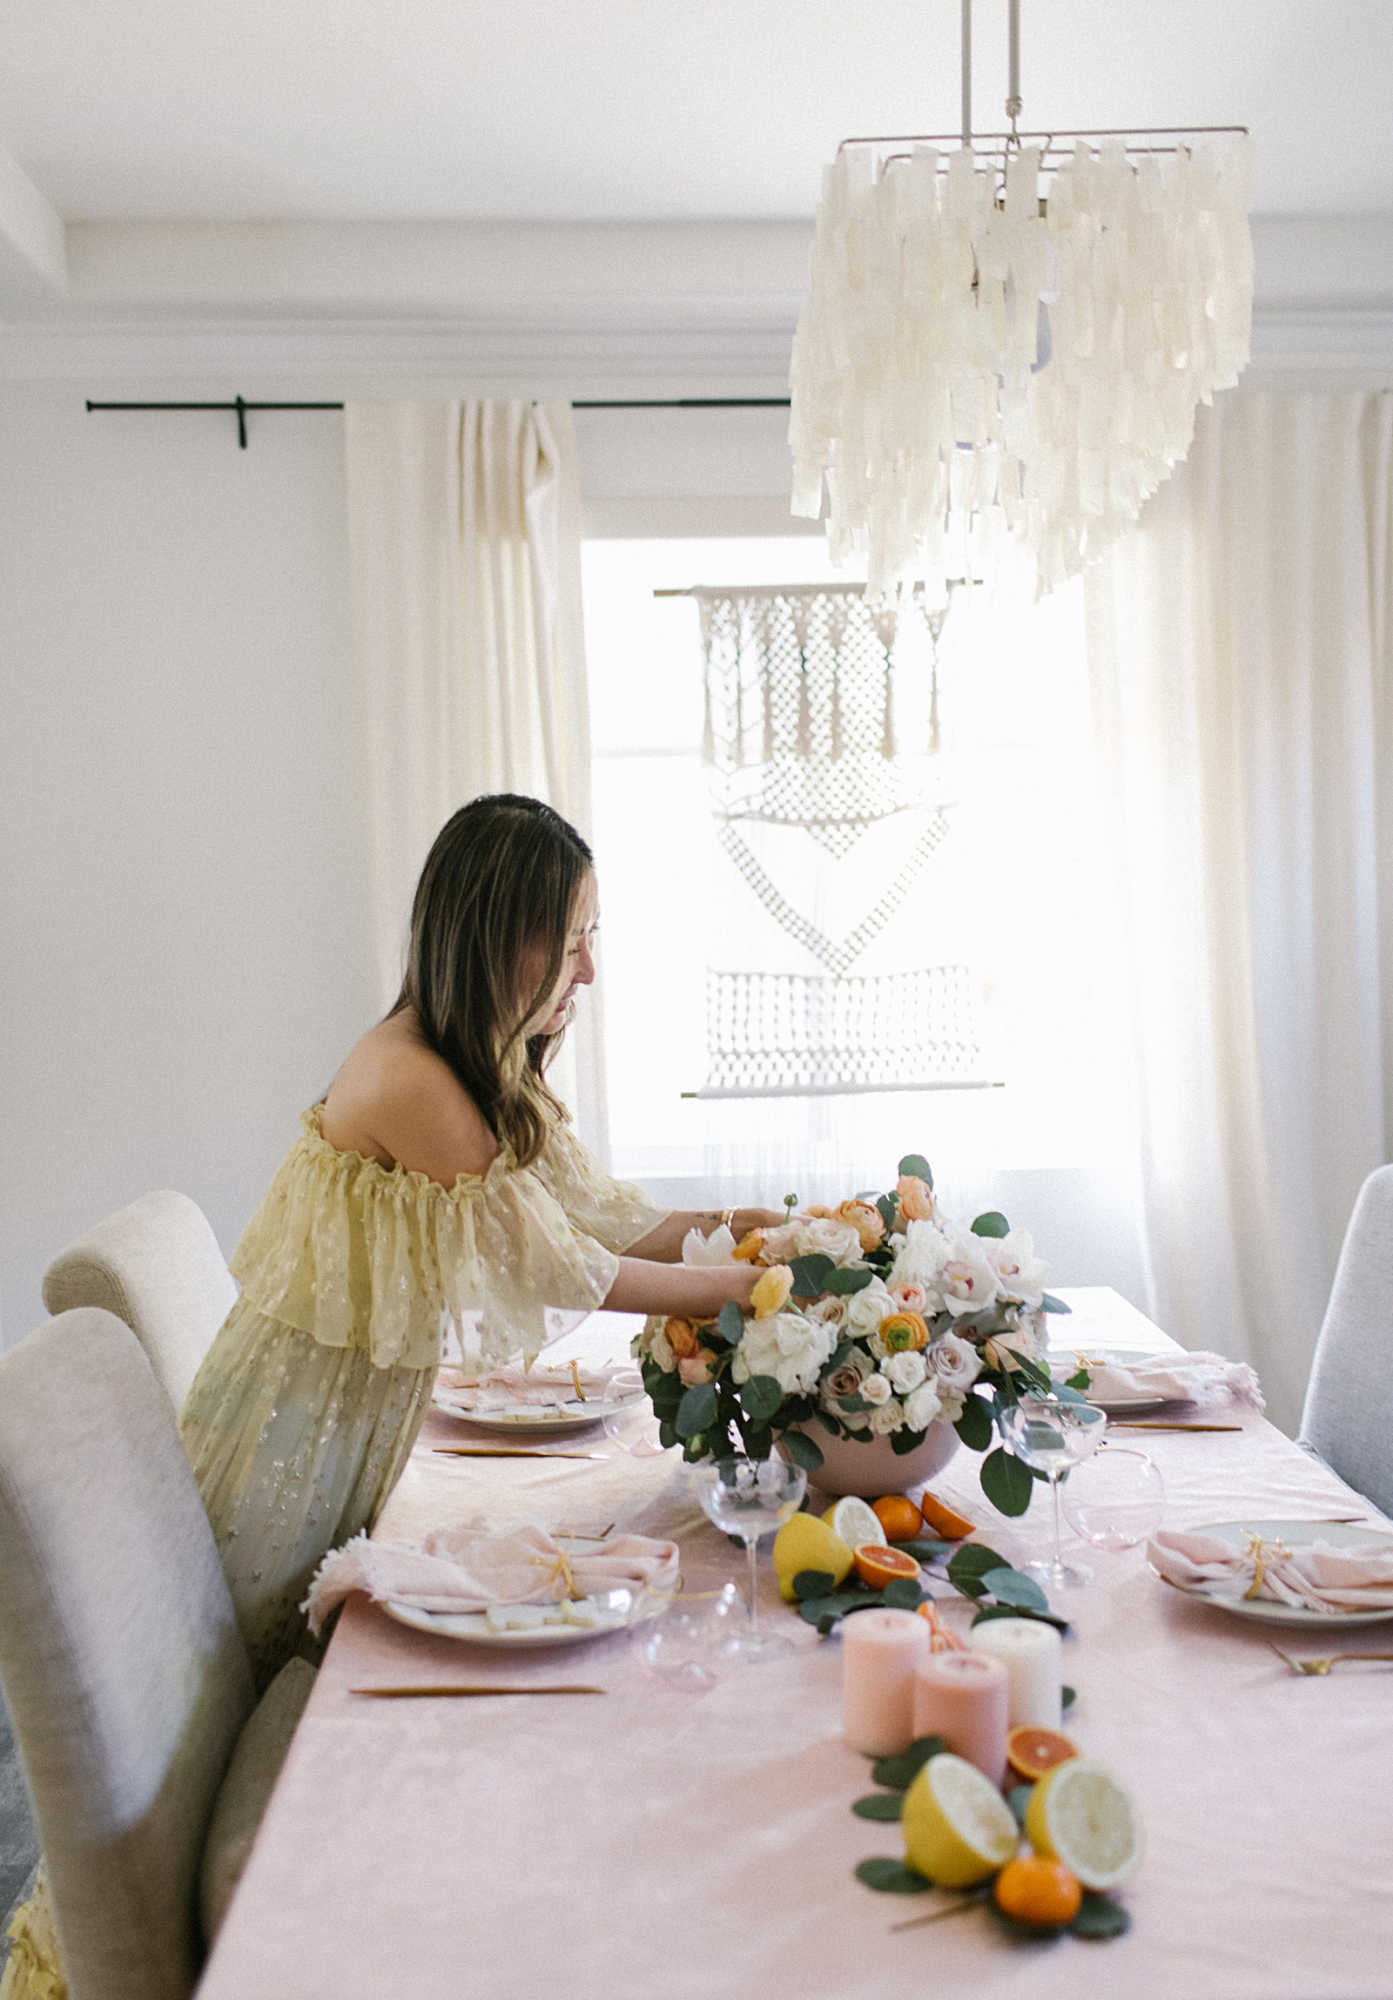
<box><xmin>85</xmin><ymin>393</ymin><xmax>791</xmax><ymax>448</ymax></box>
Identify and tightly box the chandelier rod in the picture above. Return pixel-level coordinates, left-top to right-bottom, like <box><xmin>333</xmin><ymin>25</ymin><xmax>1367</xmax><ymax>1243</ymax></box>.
<box><xmin>961</xmin><ymin>0</ymin><xmax>972</xmax><ymax>148</ymax></box>
<box><xmin>1007</xmin><ymin>0</ymin><xmax>1022</xmax><ymax>134</ymax></box>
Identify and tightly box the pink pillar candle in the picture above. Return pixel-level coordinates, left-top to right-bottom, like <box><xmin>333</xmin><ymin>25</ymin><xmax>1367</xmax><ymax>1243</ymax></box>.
<box><xmin>912</xmin><ymin>1651</ymin><xmax>1009</xmax><ymax>1789</ymax></box>
<box><xmin>842</xmin><ymin>1609</ymin><xmax>930</xmax><ymax>1757</ymax></box>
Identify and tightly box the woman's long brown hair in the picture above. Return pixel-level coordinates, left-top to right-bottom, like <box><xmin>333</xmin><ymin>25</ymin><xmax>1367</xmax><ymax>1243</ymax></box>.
<box><xmin>392</xmin><ymin>794</ymin><xmax>593</xmax><ymax>1168</ymax></box>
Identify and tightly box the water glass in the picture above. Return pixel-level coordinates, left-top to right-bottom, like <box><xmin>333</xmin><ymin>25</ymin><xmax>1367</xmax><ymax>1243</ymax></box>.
<box><xmin>629</xmin><ymin>1582</ymin><xmax>746</xmax><ymax>1690</ymax></box>
<box><xmin>601</xmin><ymin>1367</ymin><xmax>664</xmax><ymax>1455</ymax></box>
<box><xmin>692</xmin><ymin>1455</ymin><xmax>807</xmax><ymax>1663</ymax></box>
<box><xmin>1062</xmin><ymin>1445</ymin><xmax>1166</xmax><ymax>1551</ymax></box>
<box><xmin>998</xmin><ymin>1394</ymin><xmax>1107</xmax><ymax>1588</ymax></box>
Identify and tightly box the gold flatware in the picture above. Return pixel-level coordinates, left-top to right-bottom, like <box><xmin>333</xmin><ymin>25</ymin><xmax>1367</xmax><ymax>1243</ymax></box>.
<box><xmin>1109</xmin><ymin>1421</ymin><xmax>1242</xmax><ymax>1432</ymax></box>
<box><xmin>1265</xmin><ymin>1641</ymin><xmax>1393</xmax><ymax>1677</ymax></box>
<box><xmin>433</xmin><ymin>1447</ymin><xmax>609</xmax><ymax>1460</ymax></box>
<box><xmin>351</xmin><ymin>1684</ymin><xmax>606</xmax><ymax>1698</ymax></box>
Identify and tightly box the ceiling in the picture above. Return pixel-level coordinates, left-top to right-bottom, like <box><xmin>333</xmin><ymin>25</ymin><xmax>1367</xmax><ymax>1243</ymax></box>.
<box><xmin>0</xmin><ymin>0</ymin><xmax>1388</xmax><ymax>224</ymax></box>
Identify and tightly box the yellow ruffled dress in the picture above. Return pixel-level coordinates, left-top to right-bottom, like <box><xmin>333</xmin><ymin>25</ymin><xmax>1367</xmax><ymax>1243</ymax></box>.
<box><xmin>178</xmin><ymin>1103</ymin><xmax>670</xmax><ymax>1691</ymax></box>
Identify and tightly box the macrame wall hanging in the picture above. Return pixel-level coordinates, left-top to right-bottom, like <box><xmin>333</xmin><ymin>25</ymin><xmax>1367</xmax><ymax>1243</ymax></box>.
<box><xmin>682</xmin><ymin>583</ymin><xmax>986</xmax><ymax>1098</ymax></box>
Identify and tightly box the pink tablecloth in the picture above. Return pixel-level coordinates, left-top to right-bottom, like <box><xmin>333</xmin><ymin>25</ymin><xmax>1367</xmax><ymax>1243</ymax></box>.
<box><xmin>197</xmin><ymin>1306</ymin><xmax>1393</xmax><ymax>2000</ymax></box>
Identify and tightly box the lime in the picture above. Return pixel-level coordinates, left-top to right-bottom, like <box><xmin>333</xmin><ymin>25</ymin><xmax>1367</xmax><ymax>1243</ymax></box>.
<box><xmin>1024</xmin><ymin>1759</ymin><xmax>1144</xmax><ymax>1891</ymax></box>
<box><xmin>823</xmin><ymin>1496</ymin><xmax>887</xmax><ymax>1549</ymax></box>
<box><xmin>902</xmin><ymin>1753</ymin><xmax>1020</xmax><ymax>1888</ymax></box>
<box><xmin>772</xmin><ymin>1514</ymin><xmax>853</xmax><ymax>1601</ymax></box>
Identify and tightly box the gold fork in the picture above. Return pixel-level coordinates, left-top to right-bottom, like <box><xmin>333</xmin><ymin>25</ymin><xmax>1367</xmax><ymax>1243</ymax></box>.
<box><xmin>1266</xmin><ymin>1639</ymin><xmax>1393</xmax><ymax>1676</ymax></box>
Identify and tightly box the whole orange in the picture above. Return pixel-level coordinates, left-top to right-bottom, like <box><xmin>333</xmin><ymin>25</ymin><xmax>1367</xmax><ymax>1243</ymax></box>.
<box><xmin>872</xmin><ymin>1494</ymin><xmax>923</xmax><ymax>1543</ymax></box>
<box><xmin>993</xmin><ymin>1855</ymin><xmax>1083</xmax><ymax>1929</ymax></box>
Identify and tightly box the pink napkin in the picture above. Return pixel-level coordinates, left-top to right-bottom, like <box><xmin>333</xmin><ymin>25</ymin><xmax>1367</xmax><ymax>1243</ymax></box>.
<box><xmin>303</xmin><ymin>1518</ymin><xmax>680</xmax><ymax>1632</ymax></box>
<box><xmin>1068</xmin><ymin>1349</ymin><xmax>1264</xmax><ymax>1409</ymax></box>
<box><xmin>435</xmin><ymin>1361</ymin><xmax>621</xmax><ymax>1413</ymax></box>
<box><xmin>1148</xmin><ymin>1528</ymin><xmax>1393</xmax><ymax>1613</ymax></box>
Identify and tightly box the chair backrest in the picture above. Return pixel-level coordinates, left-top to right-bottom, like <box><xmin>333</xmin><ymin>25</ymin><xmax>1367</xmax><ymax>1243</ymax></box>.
<box><xmin>0</xmin><ymin>1309</ymin><xmax>255</xmax><ymax>2000</ymax></box>
<box><xmin>1299</xmin><ymin>1164</ymin><xmax>1393</xmax><ymax>1518</ymax></box>
<box><xmin>42</xmin><ymin>1191</ymin><xmax>237</xmax><ymax>1412</ymax></box>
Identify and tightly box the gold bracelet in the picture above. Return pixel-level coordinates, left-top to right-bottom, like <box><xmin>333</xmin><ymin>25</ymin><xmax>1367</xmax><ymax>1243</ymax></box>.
<box><xmin>720</xmin><ymin>1207</ymin><xmax>737</xmax><ymax>1233</ymax></box>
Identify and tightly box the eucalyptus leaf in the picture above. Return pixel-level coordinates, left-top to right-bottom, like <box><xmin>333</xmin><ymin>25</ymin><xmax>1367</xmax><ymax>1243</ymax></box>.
<box><xmin>789</xmin><ymin>1253</ymin><xmax>835</xmax><ymax>1298</ymax></box>
<box><xmin>881</xmin><ymin>1577</ymin><xmax>926</xmax><ymax>1610</ymax></box>
<box><xmin>954</xmin><ymin>1394</ymin><xmax>994</xmax><ymax>1453</ymax></box>
<box><xmin>1062</xmin><ymin>1684</ymin><xmax>1076</xmax><ymax>1709</ymax></box>
<box><xmin>980</xmin><ymin>1446</ymin><xmax>1035</xmax><ymax>1517</ymax></box>
<box><xmin>855</xmin><ymin>1858</ymin><xmax>933</xmax><ymax>1895</ymax></box>
<box><xmin>978</xmin><ymin>1566</ymin><xmax>1050</xmax><ymax>1613</ymax></box>
<box><xmin>1040</xmin><ymin>1292</ymin><xmax>1072</xmax><ymax>1315</ymax></box>
<box><xmin>899</xmin><ymin>1539</ymin><xmax>953</xmax><ymax>1565</ymax></box>
<box><xmin>947</xmin><ymin>1543</ymin><xmax>1012</xmax><ymax>1585</ymax></box>
<box><xmin>675</xmin><ymin>1382</ymin><xmax>717</xmax><ymax>1440</ymax></box>
<box><xmin>838</xmin><ymin>1393</ymin><xmax>871</xmax><ymax>1413</ymax></box>
<box><xmin>970</xmin><ymin>1210</ymin><xmax>1011</xmax><ymax>1239</ymax></box>
<box><xmin>657</xmin><ymin>1418</ymin><xmax>678</xmax><ymax>1450</ymax></box>
<box><xmin>871</xmin><ymin>1736</ymin><xmax>946</xmax><ymax>1790</ymax></box>
<box><xmin>898</xmin><ymin>1153</ymin><xmax>934</xmax><ymax>1188</ymax></box>
<box><xmin>891</xmin><ymin>1425</ymin><xmax>929</xmax><ymax>1456</ymax></box>
<box><xmin>1069</xmin><ymin>1894</ymin><xmax>1131</xmax><ymax>1940</ymax></box>
<box><xmin>971</xmin><ymin>1602</ymin><xmax>1070</xmax><ymax>1633</ymax></box>
<box><xmin>852</xmin><ymin>1793</ymin><xmax>904</xmax><ymax>1822</ymax></box>
<box><xmin>1052</xmin><ymin>1382</ymin><xmax>1091</xmax><ymax>1406</ymax></box>
<box><xmin>876</xmin><ymin>1193</ymin><xmax>899</xmax><ymax>1231</ymax></box>
<box><xmin>739</xmin><ymin>1374</ymin><xmax>783</xmax><ymax>1426</ymax></box>
<box><xmin>792</xmin><ymin>1568</ymin><xmax>837</xmax><ymax>1601</ymax></box>
<box><xmin>825</xmin><ymin>1266</ymin><xmax>874</xmax><ymax>1296</ymax></box>
<box><xmin>1064</xmin><ymin>1368</ymin><xmax>1091</xmax><ymax>1392</ymax></box>
<box><xmin>717</xmin><ymin>1299</ymin><xmax>745</xmax><ymax>1344</ymax></box>
<box><xmin>780</xmin><ymin>1428</ymin><xmax>825</xmax><ymax>1473</ymax></box>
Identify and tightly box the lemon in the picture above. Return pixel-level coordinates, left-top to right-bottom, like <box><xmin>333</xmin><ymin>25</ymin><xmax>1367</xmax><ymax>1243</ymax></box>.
<box><xmin>901</xmin><ymin>1753</ymin><xmax>1020</xmax><ymax>1888</ymax></box>
<box><xmin>1023</xmin><ymin>1759</ymin><xmax>1144</xmax><ymax>1891</ymax></box>
<box><xmin>772</xmin><ymin>1513</ymin><xmax>854</xmax><ymax>1601</ymax></box>
<box><xmin>821</xmin><ymin>1496</ymin><xmax>887</xmax><ymax>1549</ymax></box>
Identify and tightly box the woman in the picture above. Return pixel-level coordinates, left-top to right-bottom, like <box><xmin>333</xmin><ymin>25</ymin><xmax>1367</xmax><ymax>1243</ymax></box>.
<box><xmin>179</xmin><ymin>793</ymin><xmax>784</xmax><ymax>1689</ymax></box>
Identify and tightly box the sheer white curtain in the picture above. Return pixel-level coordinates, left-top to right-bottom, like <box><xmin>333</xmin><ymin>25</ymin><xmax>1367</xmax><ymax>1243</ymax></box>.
<box><xmin>1085</xmin><ymin>393</ymin><xmax>1393</xmax><ymax>1431</ymax></box>
<box><xmin>344</xmin><ymin>399</ymin><xmax>609</xmax><ymax>1161</ymax></box>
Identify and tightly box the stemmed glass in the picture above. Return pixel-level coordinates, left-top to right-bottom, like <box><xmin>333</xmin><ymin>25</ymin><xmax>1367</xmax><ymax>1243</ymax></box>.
<box><xmin>601</xmin><ymin>1366</ymin><xmax>664</xmax><ymax>1455</ymax></box>
<box><xmin>692</xmin><ymin>1455</ymin><xmax>807</xmax><ymax>1663</ymax></box>
<box><xmin>1062</xmin><ymin>1445</ymin><xmax>1166</xmax><ymax>1551</ymax></box>
<box><xmin>998</xmin><ymin>1394</ymin><xmax>1107</xmax><ymax>1588</ymax></box>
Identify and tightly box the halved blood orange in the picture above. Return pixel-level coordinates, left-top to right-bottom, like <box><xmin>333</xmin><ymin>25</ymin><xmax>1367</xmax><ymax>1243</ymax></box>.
<box><xmin>1006</xmin><ymin>1726</ymin><xmax>1080</xmax><ymax>1782</ymax></box>
<box><xmin>853</xmin><ymin>1543</ymin><xmax>923</xmax><ymax>1589</ymax></box>
<box><xmin>917</xmin><ymin>1491</ymin><xmax>977</xmax><ymax>1541</ymax></box>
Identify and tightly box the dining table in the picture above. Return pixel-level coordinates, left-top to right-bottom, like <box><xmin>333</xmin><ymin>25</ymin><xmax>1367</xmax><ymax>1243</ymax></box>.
<box><xmin>196</xmin><ymin>1289</ymin><xmax>1393</xmax><ymax>2000</ymax></box>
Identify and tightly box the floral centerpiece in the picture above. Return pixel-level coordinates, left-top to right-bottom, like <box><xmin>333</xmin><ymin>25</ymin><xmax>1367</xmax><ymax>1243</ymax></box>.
<box><xmin>634</xmin><ymin>1154</ymin><xmax>1073</xmax><ymax>1518</ymax></box>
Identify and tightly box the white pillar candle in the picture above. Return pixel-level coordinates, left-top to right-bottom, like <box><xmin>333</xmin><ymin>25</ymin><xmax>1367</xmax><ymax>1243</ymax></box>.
<box><xmin>842</xmin><ymin>1609</ymin><xmax>929</xmax><ymax>1757</ymax></box>
<box><xmin>969</xmin><ymin>1618</ymin><xmax>1062</xmax><ymax>1729</ymax></box>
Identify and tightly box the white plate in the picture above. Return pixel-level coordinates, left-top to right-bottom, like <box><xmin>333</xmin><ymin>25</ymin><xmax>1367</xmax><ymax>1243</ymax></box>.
<box><xmin>431</xmin><ymin>1389</ymin><xmax>647</xmax><ymax>1438</ymax></box>
<box><xmin>1150</xmin><ymin>1518</ymin><xmax>1393</xmax><ymax>1627</ymax></box>
<box><xmin>383</xmin><ymin>1593</ymin><xmax>635</xmax><ymax>1647</ymax></box>
<box><xmin>1089</xmin><ymin>1393</ymin><xmax>1174</xmax><ymax>1416</ymax></box>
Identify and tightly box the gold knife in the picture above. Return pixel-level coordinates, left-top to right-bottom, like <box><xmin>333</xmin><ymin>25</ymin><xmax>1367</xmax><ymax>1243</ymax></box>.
<box><xmin>1109</xmin><ymin>1421</ymin><xmax>1242</xmax><ymax>1432</ymax></box>
<box><xmin>432</xmin><ymin>1447</ymin><xmax>609</xmax><ymax>1459</ymax></box>
<box><xmin>351</xmin><ymin>1684</ymin><xmax>606</xmax><ymax>1698</ymax></box>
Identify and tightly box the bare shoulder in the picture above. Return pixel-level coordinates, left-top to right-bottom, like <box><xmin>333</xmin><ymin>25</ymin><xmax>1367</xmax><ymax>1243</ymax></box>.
<box><xmin>321</xmin><ymin>1013</ymin><xmax>499</xmax><ymax>1184</ymax></box>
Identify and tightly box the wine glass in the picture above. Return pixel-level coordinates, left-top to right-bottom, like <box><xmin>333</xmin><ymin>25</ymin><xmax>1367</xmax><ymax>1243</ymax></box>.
<box><xmin>601</xmin><ymin>1367</ymin><xmax>664</xmax><ymax>1455</ymax></box>
<box><xmin>1062</xmin><ymin>1445</ymin><xmax>1166</xmax><ymax>1551</ymax></box>
<box><xmin>629</xmin><ymin>1582</ymin><xmax>746</xmax><ymax>1690</ymax></box>
<box><xmin>691</xmin><ymin>1455</ymin><xmax>807</xmax><ymax>1663</ymax></box>
<box><xmin>998</xmin><ymin>1394</ymin><xmax>1107</xmax><ymax>1587</ymax></box>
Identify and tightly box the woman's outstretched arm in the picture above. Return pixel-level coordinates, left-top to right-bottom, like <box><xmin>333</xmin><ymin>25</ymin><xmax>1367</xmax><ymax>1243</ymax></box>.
<box><xmin>621</xmin><ymin>1208</ymin><xmax>787</xmax><ymax>1264</ymax></box>
<box><xmin>602</xmin><ymin>1256</ymin><xmax>761</xmax><ymax>1319</ymax></box>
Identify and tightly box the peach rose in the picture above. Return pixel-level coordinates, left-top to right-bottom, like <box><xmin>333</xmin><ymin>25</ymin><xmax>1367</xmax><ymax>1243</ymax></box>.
<box><xmin>897</xmin><ymin>1174</ymin><xmax>937</xmax><ymax>1222</ymax></box>
<box><xmin>664</xmin><ymin>1316</ymin><xmax>701</xmax><ymax>1360</ymax></box>
<box><xmin>835</xmin><ymin>1198</ymin><xmax>885</xmax><ymax>1252</ymax></box>
<box><xmin>891</xmin><ymin>1282</ymin><xmax>928</xmax><ymax>1314</ymax></box>
<box><xmin>804</xmin><ymin>1204</ymin><xmax>835</xmax><ymax>1219</ymax></box>
<box><xmin>880</xmin><ymin>1310</ymin><xmax>930</xmax><ymax>1353</ymax></box>
<box><xmin>751</xmin><ymin>1265</ymin><xmax>795</xmax><ymax>1320</ymax></box>
<box><xmin>678</xmin><ymin>1348</ymin><xmax>717</xmax><ymax>1387</ymax></box>
<box><xmin>732</xmin><ymin>1230</ymin><xmax>767</xmax><ymax>1264</ymax></box>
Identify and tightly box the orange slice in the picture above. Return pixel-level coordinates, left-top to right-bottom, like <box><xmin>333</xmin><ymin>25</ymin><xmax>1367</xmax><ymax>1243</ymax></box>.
<box><xmin>994</xmin><ymin>1855</ymin><xmax>1083</xmax><ymax>1929</ymax></box>
<box><xmin>872</xmin><ymin>1494</ymin><xmax>924</xmax><ymax>1543</ymax></box>
<box><xmin>1006</xmin><ymin>1726</ymin><xmax>1080</xmax><ymax>1782</ymax></box>
<box><xmin>853</xmin><ymin>1543</ymin><xmax>923</xmax><ymax>1589</ymax></box>
<box><xmin>917</xmin><ymin>1491</ymin><xmax>977</xmax><ymax>1541</ymax></box>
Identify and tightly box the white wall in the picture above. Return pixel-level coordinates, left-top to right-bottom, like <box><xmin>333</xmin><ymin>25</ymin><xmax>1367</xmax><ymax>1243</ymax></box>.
<box><xmin>0</xmin><ymin>383</ymin><xmax>376</xmax><ymax>1345</ymax></box>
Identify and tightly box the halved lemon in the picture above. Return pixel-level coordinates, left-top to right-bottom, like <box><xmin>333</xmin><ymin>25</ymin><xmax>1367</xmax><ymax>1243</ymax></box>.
<box><xmin>1024</xmin><ymin>1759</ymin><xmax>1144</xmax><ymax>1891</ymax></box>
<box><xmin>1006</xmin><ymin>1726</ymin><xmax>1080</xmax><ymax>1782</ymax></box>
<box><xmin>902</xmin><ymin>1752</ymin><xmax>1021</xmax><ymax>1888</ymax></box>
<box><xmin>853</xmin><ymin>1543</ymin><xmax>923</xmax><ymax>1589</ymax></box>
<box><xmin>822</xmin><ymin>1496</ymin><xmax>887</xmax><ymax>1549</ymax></box>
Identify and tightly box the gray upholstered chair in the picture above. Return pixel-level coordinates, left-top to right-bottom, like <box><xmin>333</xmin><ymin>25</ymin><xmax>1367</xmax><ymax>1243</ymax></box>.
<box><xmin>41</xmin><ymin>1191</ymin><xmax>237</xmax><ymax>1412</ymax></box>
<box><xmin>0</xmin><ymin>1309</ymin><xmax>312</xmax><ymax>2000</ymax></box>
<box><xmin>1298</xmin><ymin>1163</ymin><xmax>1393</xmax><ymax>1519</ymax></box>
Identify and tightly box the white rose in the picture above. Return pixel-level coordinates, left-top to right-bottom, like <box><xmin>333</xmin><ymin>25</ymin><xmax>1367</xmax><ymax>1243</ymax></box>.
<box><xmin>845</xmin><ymin>1276</ymin><xmax>895</xmax><ymax>1339</ymax></box>
<box><xmin>807</xmin><ymin>1295</ymin><xmax>849</xmax><ymax>1328</ymax></box>
<box><xmin>732</xmin><ymin>1311</ymin><xmax>836</xmax><ymax>1397</ymax></box>
<box><xmin>759</xmin><ymin>1216</ymin><xmax>863</xmax><ymax>1268</ymax></box>
<box><xmin>868</xmin><ymin>1399</ymin><xmax>906</xmax><ymax>1434</ymax></box>
<box><xmin>903</xmin><ymin>1382</ymin><xmax>944</xmax><ymax>1432</ymax></box>
<box><xmin>985</xmin><ymin>1229</ymin><xmax>1050</xmax><ymax>1307</ymax></box>
<box><xmin>934</xmin><ymin>1386</ymin><xmax>967</xmax><ymax>1425</ymax></box>
<box><xmin>861</xmin><ymin>1372</ymin><xmax>893</xmax><ymax>1406</ymax></box>
<box><xmin>927</xmin><ymin>1331</ymin><xmax>982</xmax><ymax>1393</ymax></box>
<box><xmin>839</xmin><ymin>1406</ymin><xmax>873</xmax><ymax>1431</ymax></box>
<box><xmin>885</xmin><ymin>1349</ymin><xmax>928</xmax><ymax>1393</ymax></box>
<box><xmin>681</xmin><ymin>1223</ymin><xmax>737</xmax><ymax>1267</ymax></box>
<box><xmin>938</xmin><ymin>1230</ymin><xmax>1004</xmax><ymax>1319</ymax></box>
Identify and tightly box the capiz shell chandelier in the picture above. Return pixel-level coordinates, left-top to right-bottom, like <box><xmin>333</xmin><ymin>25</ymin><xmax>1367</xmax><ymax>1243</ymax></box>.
<box><xmin>789</xmin><ymin>0</ymin><xmax>1256</xmax><ymax>603</ymax></box>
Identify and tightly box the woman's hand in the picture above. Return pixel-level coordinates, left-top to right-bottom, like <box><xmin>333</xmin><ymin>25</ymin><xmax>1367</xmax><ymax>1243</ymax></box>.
<box><xmin>602</xmin><ymin>1258</ymin><xmax>760</xmax><ymax>1320</ymax></box>
<box><xmin>624</xmin><ymin>1207</ymin><xmax>789</xmax><ymax>1264</ymax></box>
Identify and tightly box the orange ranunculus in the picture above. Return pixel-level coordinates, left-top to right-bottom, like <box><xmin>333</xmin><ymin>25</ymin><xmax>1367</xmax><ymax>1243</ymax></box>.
<box><xmin>835</xmin><ymin>1198</ymin><xmax>885</xmax><ymax>1252</ymax></box>
<box><xmin>751</xmin><ymin>1264</ymin><xmax>795</xmax><ymax>1319</ymax></box>
<box><xmin>678</xmin><ymin>1348</ymin><xmax>717</xmax><ymax>1387</ymax></box>
<box><xmin>732</xmin><ymin>1229</ymin><xmax>767</xmax><ymax>1264</ymax></box>
<box><xmin>804</xmin><ymin>1204</ymin><xmax>834</xmax><ymax>1219</ymax></box>
<box><xmin>897</xmin><ymin>1174</ymin><xmax>937</xmax><ymax>1222</ymax></box>
<box><xmin>880</xmin><ymin>1310</ymin><xmax>930</xmax><ymax>1353</ymax></box>
<box><xmin>664</xmin><ymin>1316</ymin><xmax>701</xmax><ymax>1359</ymax></box>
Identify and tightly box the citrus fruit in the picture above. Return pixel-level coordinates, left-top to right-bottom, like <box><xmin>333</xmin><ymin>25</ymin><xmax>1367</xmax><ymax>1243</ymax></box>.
<box><xmin>994</xmin><ymin>1854</ymin><xmax>1083</xmax><ymax>1928</ymax></box>
<box><xmin>772</xmin><ymin>1514</ymin><xmax>853</xmax><ymax>1601</ymax></box>
<box><xmin>901</xmin><ymin>1752</ymin><xmax>1021</xmax><ymax>1888</ymax></box>
<box><xmin>917</xmin><ymin>1491</ymin><xmax>977</xmax><ymax>1540</ymax></box>
<box><xmin>1006</xmin><ymin>1726</ymin><xmax>1080</xmax><ymax>1782</ymax></box>
<box><xmin>822</xmin><ymin>1496</ymin><xmax>887</xmax><ymax>1549</ymax></box>
<box><xmin>872</xmin><ymin>1494</ymin><xmax>924</xmax><ymax>1542</ymax></box>
<box><xmin>1024</xmin><ymin>1759</ymin><xmax>1144</xmax><ymax>1891</ymax></box>
<box><xmin>853</xmin><ymin>1543</ymin><xmax>923</xmax><ymax>1589</ymax></box>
